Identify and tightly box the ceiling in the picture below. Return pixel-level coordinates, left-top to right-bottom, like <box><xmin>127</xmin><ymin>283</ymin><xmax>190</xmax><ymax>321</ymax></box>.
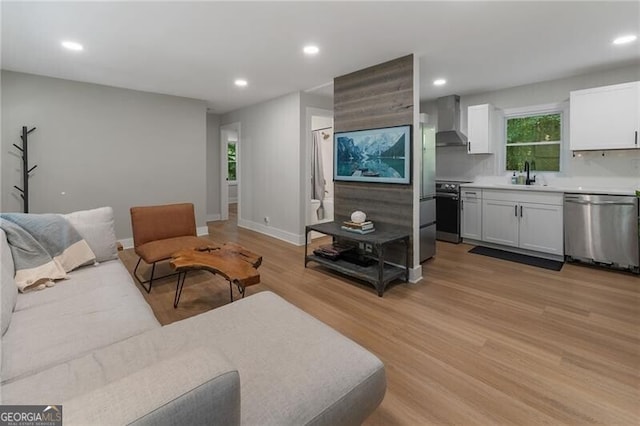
<box><xmin>2</xmin><ymin>1</ymin><xmax>639</xmax><ymax>114</ymax></box>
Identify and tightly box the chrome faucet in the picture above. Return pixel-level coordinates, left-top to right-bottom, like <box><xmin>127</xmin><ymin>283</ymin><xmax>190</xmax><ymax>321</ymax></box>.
<box><xmin>524</xmin><ymin>161</ymin><xmax>536</xmax><ymax>185</ymax></box>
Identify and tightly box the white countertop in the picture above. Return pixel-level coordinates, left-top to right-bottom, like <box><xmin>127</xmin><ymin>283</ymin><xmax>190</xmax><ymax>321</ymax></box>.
<box><xmin>460</xmin><ymin>176</ymin><xmax>639</xmax><ymax>196</ymax></box>
<box><xmin>461</xmin><ymin>182</ymin><xmax>636</xmax><ymax>196</ymax></box>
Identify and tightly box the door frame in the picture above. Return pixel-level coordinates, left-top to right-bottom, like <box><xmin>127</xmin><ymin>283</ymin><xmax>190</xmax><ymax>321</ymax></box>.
<box><xmin>220</xmin><ymin>122</ymin><xmax>241</xmax><ymax>221</ymax></box>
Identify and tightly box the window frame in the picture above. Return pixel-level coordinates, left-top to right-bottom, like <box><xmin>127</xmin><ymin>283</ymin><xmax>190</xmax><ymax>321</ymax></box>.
<box><xmin>502</xmin><ymin>102</ymin><xmax>568</xmax><ymax>174</ymax></box>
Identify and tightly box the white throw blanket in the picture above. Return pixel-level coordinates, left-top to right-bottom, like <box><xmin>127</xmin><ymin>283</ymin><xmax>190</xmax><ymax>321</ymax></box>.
<box><xmin>0</xmin><ymin>213</ymin><xmax>96</xmax><ymax>291</ymax></box>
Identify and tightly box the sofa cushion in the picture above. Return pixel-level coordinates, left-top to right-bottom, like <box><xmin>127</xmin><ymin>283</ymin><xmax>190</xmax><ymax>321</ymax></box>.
<box><xmin>1</xmin><ymin>259</ymin><xmax>159</xmax><ymax>384</ymax></box>
<box><xmin>135</xmin><ymin>236</ymin><xmax>213</xmax><ymax>264</ymax></box>
<box><xmin>1</xmin><ymin>230</ymin><xmax>17</xmax><ymax>336</ymax></box>
<box><xmin>64</xmin><ymin>347</ymin><xmax>241</xmax><ymax>426</ymax></box>
<box><xmin>64</xmin><ymin>207</ymin><xmax>118</xmax><ymax>263</ymax></box>
<box><xmin>1</xmin><ymin>292</ymin><xmax>385</xmax><ymax>425</ymax></box>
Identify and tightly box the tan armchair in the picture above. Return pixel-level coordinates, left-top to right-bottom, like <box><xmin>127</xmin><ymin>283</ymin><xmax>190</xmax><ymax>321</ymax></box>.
<box><xmin>130</xmin><ymin>203</ymin><xmax>212</xmax><ymax>293</ymax></box>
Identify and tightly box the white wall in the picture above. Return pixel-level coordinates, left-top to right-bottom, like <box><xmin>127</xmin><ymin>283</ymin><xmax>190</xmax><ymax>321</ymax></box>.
<box><xmin>206</xmin><ymin>113</ymin><xmax>221</xmax><ymax>220</ymax></box>
<box><xmin>423</xmin><ymin>62</ymin><xmax>640</xmax><ymax>179</ymax></box>
<box><xmin>219</xmin><ymin>91</ymin><xmax>332</xmax><ymax>244</ymax></box>
<box><xmin>1</xmin><ymin>71</ymin><xmax>208</xmax><ymax>239</ymax></box>
<box><xmin>220</xmin><ymin>92</ymin><xmax>303</xmax><ymax>243</ymax></box>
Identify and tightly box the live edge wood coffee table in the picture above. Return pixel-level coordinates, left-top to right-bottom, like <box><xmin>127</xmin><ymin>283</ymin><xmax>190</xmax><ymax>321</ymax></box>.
<box><xmin>170</xmin><ymin>243</ymin><xmax>262</xmax><ymax>308</ymax></box>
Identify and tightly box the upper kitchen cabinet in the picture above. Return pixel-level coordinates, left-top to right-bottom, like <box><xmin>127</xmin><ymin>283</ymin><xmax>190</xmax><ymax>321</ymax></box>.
<box><xmin>467</xmin><ymin>104</ymin><xmax>498</xmax><ymax>154</ymax></box>
<box><xmin>570</xmin><ymin>81</ymin><xmax>639</xmax><ymax>151</ymax></box>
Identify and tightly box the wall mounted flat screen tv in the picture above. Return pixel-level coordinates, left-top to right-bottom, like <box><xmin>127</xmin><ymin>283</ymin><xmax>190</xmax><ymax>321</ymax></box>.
<box><xmin>334</xmin><ymin>125</ymin><xmax>411</xmax><ymax>184</ymax></box>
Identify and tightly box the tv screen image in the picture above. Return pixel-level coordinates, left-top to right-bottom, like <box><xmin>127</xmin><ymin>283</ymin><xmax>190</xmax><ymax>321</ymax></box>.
<box><xmin>334</xmin><ymin>125</ymin><xmax>411</xmax><ymax>184</ymax></box>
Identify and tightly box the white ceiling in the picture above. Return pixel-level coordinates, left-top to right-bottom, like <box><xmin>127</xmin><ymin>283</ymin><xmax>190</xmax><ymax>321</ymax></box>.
<box><xmin>2</xmin><ymin>1</ymin><xmax>639</xmax><ymax>114</ymax></box>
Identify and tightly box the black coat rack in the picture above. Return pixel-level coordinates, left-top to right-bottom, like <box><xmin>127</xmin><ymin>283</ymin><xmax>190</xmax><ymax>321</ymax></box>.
<box><xmin>13</xmin><ymin>126</ymin><xmax>38</xmax><ymax>213</ymax></box>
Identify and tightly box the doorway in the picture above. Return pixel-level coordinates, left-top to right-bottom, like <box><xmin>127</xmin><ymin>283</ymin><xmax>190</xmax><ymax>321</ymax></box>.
<box><xmin>220</xmin><ymin>122</ymin><xmax>240</xmax><ymax>222</ymax></box>
<box><xmin>306</xmin><ymin>108</ymin><xmax>334</xmax><ymax>238</ymax></box>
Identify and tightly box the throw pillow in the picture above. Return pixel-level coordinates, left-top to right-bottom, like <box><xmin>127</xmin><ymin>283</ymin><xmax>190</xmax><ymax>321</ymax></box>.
<box><xmin>1</xmin><ymin>229</ymin><xmax>18</xmax><ymax>335</ymax></box>
<box><xmin>64</xmin><ymin>207</ymin><xmax>118</xmax><ymax>263</ymax></box>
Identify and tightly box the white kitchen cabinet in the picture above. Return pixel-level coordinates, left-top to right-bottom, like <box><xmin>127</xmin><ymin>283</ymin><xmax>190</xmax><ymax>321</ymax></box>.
<box><xmin>467</xmin><ymin>104</ymin><xmax>498</xmax><ymax>154</ymax></box>
<box><xmin>461</xmin><ymin>189</ymin><xmax>482</xmax><ymax>240</ymax></box>
<box><xmin>482</xmin><ymin>199</ymin><xmax>519</xmax><ymax>247</ymax></box>
<box><xmin>481</xmin><ymin>190</ymin><xmax>563</xmax><ymax>256</ymax></box>
<box><xmin>570</xmin><ymin>81</ymin><xmax>639</xmax><ymax>150</ymax></box>
<box><xmin>519</xmin><ymin>202</ymin><xmax>564</xmax><ymax>255</ymax></box>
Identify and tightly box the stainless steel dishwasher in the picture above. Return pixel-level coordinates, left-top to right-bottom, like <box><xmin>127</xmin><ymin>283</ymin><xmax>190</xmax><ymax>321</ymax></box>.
<box><xmin>564</xmin><ymin>193</ymin><xmax>639</xmax><ymax>273</ymax></box>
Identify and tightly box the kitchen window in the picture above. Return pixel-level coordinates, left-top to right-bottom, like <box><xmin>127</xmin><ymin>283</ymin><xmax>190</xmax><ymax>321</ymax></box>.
<box><xmin>505</xmin><ymin>106</ymin><xmax>563</xmax><ymax>172</ymax></box>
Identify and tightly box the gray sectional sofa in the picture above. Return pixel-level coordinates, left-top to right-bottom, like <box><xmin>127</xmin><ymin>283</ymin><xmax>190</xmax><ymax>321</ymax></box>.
<box><xmin>0</xmin><ymin>216</ymin><xmax>385</xmax><ymax>425</ymax></box>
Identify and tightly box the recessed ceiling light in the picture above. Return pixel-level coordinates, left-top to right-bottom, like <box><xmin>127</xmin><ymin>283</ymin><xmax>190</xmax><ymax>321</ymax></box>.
<box><xmin>613</xmin><ymin>34</ymin><xmax>637</xmax><ymax>45</ymax></box>
<box><xmin>303</xmin><ymin>45</ymin><xmax>319</xmax><ymax>55</ymax></box>
<box><xmin>61</xmin><ymin>41</ymin><xmax>83</xmax><ymax>51</ymax></box>
<box><xmin>433</xmin><ymin>79</ymin><xmax>447</xmax><ymax>86</ymax></box>
<box><xmin>234</xmin><ymin>79</ymin><xmax>248</xmax><ymax>87</ymax></box>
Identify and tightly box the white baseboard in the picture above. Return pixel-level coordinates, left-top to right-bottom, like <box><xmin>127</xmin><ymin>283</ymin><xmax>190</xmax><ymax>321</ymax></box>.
<box><xmin>408</xmin><ymin>265</ymin><xmax>423</xmax><ymax>283</ymax></box>
<box><xmin>197</xmin><ymin>226</ymin><xmax>209</xmax><ymax>237</ymax></box>
<box><xmin>385</xmin><ymin>261</ymin><xmax>423</xmax><ymax>283</ymax></box>
<box><xmin>238</xmin><ymin>218</ymin><xmax>304</xmax><ymax>246</ymax></box>
<box><xmin>119</xmin><ymin>237</ymin><xmax>134</xmax><ymax>250</ymax></box>
<box><xmin>206</xmin><ymin>214</ymin><xmax>221</xmax><ymax>222</ymax></box>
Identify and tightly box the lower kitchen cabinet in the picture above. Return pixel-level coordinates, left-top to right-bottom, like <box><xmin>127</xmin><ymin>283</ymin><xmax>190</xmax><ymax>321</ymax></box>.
<box><xmin>481</xmin><ymin>189</ymin><xmax>563</xmax><ymax>256</ymax></box>
<box><xmin>519</xmin><ymin>202</ymin><xmax>563</xmax><ymax>255</ymax></box>
<box><xmin>482</xmin><ymin>199</ymin><xmax>519</xmax><ymax>247</ymax></box>
<box><xmin>461</xmin><ymin>189</ymin><xmax>482</xmax><ymax>240</ymax></box>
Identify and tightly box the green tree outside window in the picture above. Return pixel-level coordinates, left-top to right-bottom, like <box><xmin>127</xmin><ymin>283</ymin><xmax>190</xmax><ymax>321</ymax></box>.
<box><xmin>506</xmin><ymin>113</ymin><xmax>561</xmax><ymax>172</ymax></box>
<box><xmin>227</xmin><ymin>143</ymin><xmax>237</xmax><ymax>181</ymax></box>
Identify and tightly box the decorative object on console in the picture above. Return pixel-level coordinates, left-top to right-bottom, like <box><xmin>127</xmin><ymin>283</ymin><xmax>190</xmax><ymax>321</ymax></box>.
<box><xmin>350</xmin><ymin>210</ymin><xmax>367</xmax><ymax>223</ymax></box>
<box><xmin>334</xmin><ymin>125</ymin><xmax>411</xmax><ymax>184</ymax></box>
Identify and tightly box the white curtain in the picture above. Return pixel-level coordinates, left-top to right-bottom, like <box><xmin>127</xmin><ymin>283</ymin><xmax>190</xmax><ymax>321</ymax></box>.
<box><xmin>312</xmin><ymin>130</ymin><xmax>326</xmax><ymax>219</ymax></box>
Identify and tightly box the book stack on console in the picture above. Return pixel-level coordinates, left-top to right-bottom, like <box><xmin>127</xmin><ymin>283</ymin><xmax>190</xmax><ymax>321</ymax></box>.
<box><xmin>341</xmin><ymin>220</ymin><xmax>375</xmax><ymax>234</ymax></box>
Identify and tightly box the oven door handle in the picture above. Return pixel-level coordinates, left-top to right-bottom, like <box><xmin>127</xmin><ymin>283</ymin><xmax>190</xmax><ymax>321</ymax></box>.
<box><xmin>436</xmin><ymin>193</ymin><xmax>459</xmax><ymax>200</ymax></box>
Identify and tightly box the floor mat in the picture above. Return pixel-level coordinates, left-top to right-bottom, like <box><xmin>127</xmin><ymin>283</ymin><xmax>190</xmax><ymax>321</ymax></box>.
<box><xmin>468</xmin><ymin>246</ymin><xmax>563</xmax><ymax>271</ymax></box>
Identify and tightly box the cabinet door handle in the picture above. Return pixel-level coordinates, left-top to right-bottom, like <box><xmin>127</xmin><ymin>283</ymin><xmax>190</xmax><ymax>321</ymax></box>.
<box><xmin>468</xmin><ymin>141</ymin><xmax>471</xmax><ymax>152</ymax></box>
<box><xmin>635</xmin><ymin>130</ymin><xmax>638</xmax><ymax>146</ymax></box>
<box><xmin>514</xmin><ymin>205</ymin><xmax>518</xmax><ymax>217</ymax></box>
<box><xmin>520</xmin><ymin>205</ymin><xmax>523</xmax><ymax>217</ymax></box>
<box><xmin>461</xmin><ymin>199</ymin><xmax>464</xmax><ymax>210</ymax></box>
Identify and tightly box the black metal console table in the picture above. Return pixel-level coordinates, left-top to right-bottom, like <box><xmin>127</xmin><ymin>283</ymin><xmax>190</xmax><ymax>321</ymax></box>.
<box><xmin>304</xmin><ymin>221</ymin><xmax>410</xmax><ymax>296</ymax></box>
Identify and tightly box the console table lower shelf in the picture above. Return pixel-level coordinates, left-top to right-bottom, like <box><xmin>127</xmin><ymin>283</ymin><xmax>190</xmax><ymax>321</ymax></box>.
<box><xmin>304</xmin><ymin>222</ymin><xmax>410</xmax><ymax>297</ymax></box>
<box><xmin>305</xmin><ymin>254</ymin><xmax>407</xmax><ymax>296</ymax></box>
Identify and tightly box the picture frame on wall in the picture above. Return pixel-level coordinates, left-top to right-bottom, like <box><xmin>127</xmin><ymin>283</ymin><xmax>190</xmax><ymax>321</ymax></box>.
<box><xmin>334</xmin><ymin>125</ymin><xmax>411</xmax><ymax>184</ymax></box>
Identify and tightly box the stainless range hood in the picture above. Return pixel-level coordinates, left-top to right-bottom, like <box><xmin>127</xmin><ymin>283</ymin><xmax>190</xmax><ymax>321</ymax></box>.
<box><xmin>436</xmin><ymin>95</ymin><xmax>468</xmax><ymax>146</ymax></box>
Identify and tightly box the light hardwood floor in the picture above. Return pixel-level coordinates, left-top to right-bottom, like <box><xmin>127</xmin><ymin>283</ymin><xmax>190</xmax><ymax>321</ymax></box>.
<box><xmin>119</xmin><ymin>212</ymin><xmax>640</xmax><ymax>425</ymax></box>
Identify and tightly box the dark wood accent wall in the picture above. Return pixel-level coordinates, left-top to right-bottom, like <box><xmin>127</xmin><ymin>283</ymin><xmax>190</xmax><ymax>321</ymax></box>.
<box><xmin>333</xmin><ymin>55</ymin><xmax>415</xmax><ymax>266</ymax></box>
<box><xmin>334</xmin><ymin>55</ymin><xmax>413</xmax><ymax>133</ymax></box>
